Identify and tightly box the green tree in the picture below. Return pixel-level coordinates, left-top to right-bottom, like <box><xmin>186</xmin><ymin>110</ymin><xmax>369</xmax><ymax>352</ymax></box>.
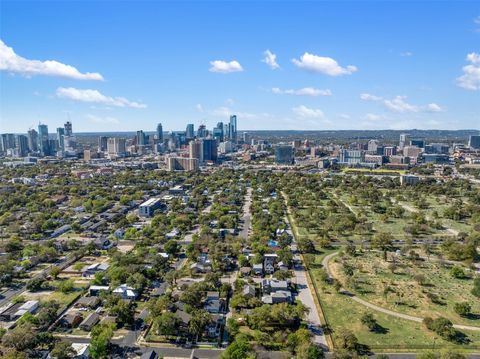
<box><xmin>154</xmin><ymin>312</ymin><xmax>180</xmax><ymax>336</ymax></box>
<box><xmin>50</xmin><ymin>341</ymin><xmax>75</xmax><ymax>359</ymax></box>
<box><xmin>360</xmin><ymin>312</ymin><xmax>377</xmax><ymax>331</ymax></box>
<box><xmin>50</xmin><ymin>266</ymin><xmax>61</xmax><ymax>279</ymax></box>
<box><xmin>453</xmin><ymin>302</ymin><xmax>471</xmax><ymax>317</ymax></box>
<box><xmin>89</xmin><ymin>323</ymin><xmax>115</xmax><ymax>359</ymax></box>
<box><xmin>220</xmin><ymin>334</ymin><xmax>254</xmax><ymax>359</ymax></box>
<box><xmin>1</xmin><ymin>323</ymin><xmax>38</xmax><ymax>352</ymax></box>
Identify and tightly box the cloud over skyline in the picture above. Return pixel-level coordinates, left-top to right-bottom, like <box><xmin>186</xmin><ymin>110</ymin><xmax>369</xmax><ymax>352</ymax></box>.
<box><xmin>456</xmin><ymin>52</ymin><xmax>480</xmax><ymax>90</ymax></box>
<box><xmin>56</xmin><ymin>87</ymin><xmax>147</xmax><ymax>108</ymax></box>
<box><xmin>360</xmin><ymin>93</ymin><xmax>446</xmax><ymax>113</ymax></box>
<box><xmin>0</xmin><ymin>40</ymin><xmax>103</xmax><ymax>81</ymax></box>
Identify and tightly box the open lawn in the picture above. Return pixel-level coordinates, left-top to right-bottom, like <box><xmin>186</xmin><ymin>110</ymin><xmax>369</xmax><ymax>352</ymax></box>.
<box><xmin>330</xmin><ymin>251</ymin><xmax>480</xmax><ymax>327</ymax></box>
<box><xmin>288</xmin><ymin>201</ymin><xmax>480</xmax><ymax>352</ymax></box>
<box><xmin>309</xmin><ymin>250</ymin><xmax>480</xmax><ymax>352</ymax></box>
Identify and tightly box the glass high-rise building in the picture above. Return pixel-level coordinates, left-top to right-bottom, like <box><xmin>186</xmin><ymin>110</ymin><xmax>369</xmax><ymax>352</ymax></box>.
<box><xmin>57</xmin><ymin>127</ymin><xmax>65</xmax><ymax>151</ymax></box>
<box><xmin>38</xmin><ymin>123</ymin><xmax>49</xmax><ymax>155</ymax></box>
<box><xmin>156</xmin><ymin>123</ymin><xmax>163</xmax><ymax>142</ymax></box>
<box><xmin>136</xmin><ymin>130</ymin><xmax>146</xmax><ymax>146</ymax></box>
<box><xmin>15</xmin><ymin>135</ymin><xmax>29</xmax><ymax>157</ymax></box>
<box><xmin>201</xmin><ymin>138</ymin><xmax>218</xmax><ymax>163</ymax></box>
<box><xmin>64</xmin><ymin>121</ymin><xmax>73</xmax><ymax>136</ymax></box>
<box><xmin>186</xmin><ymin>124</ymin><xmax>195</xmax><ymax>139</ymax></box>
<box><xmin>98</xmin><ymin>136</ymin><xmax>108</xmax><ymax>152</ymax></box>
<box><xmin>229</xmin><ymin>115</ymin><xmax>237</xmax><ymax>141</ymax></box>
<box><xmin>27</xmin><ymin>129</ymin><xmax>38</xmax><ymax>152</ymax></box>
<box><xmin>469</xmin><ymin>135</ymin><xmax>480</xmax><ymax>149</ymax></box>
<box><xmin>275</xmin><ymin>144</ymin><xmax>294</xmax><ymax>165</ymax></box>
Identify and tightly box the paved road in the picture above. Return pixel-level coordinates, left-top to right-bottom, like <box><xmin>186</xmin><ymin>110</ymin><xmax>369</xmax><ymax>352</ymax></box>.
<box><xmin>0</xmin><ymin>254</ymin><xmax>78</xmax><ymax>307</ymax></box>
<box><xmin>239</xmin><ymin>187</ymin><xmax>252</xmax><ymax>240</ymax></box>
<box><xmin>178</xmin><ymin>202</ymin><xmax>213</xmax><ymax>245</ymax></box>
<box><xmin>284</xmin><ymin>216</ymin><xmax>329</xmax><ymax>350</ymax></box>
<box><xmin>322</xmin><ymin>252</ymin><xmax>480</xmax><ymax>332</ymax></box>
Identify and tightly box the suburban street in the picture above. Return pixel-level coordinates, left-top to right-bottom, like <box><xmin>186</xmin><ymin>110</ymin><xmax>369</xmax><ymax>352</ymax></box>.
<box><xmin>285</xmin><ymin>217</ymin><xmax>329</xmax><ymax>350</ymax></box>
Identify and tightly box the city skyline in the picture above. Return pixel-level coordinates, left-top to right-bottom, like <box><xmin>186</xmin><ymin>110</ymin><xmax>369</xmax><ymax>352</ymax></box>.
<box><xmin>1</xmin><ymin>1</ymin><xmax>480</xmax><ymax>132</ymax></box>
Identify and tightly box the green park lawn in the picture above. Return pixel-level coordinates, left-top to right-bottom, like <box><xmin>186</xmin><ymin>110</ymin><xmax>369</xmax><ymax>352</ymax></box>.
<box><xmin>309</xmin><ymin>249</ymin><xmax>480</xmax><ymax>352</ymax></box>
<box><xmin>330</xmin><ymin>251</ymin><xmax>480</xmax><ymax>327</ymax></box>
<box><xmin>288</xmin><ymin>203</ymin><xmax>480</xmax><ymax>352</ymax></box>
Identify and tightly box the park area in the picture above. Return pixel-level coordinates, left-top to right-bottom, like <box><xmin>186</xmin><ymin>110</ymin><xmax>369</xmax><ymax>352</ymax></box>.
<box><xmin>282</xmin><ymin>173</ymin><xmax>480</xmax><ymax>352</ymax></box>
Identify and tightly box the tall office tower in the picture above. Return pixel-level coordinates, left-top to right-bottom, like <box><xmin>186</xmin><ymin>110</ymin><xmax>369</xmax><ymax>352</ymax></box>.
<box><xmin>275</xmin><ymin>144</ymin><xmax>294</xmax><ymax>164</ymax></box>
<box><xmin>27</xmin><ymin>129</ymin><xmax>39</xmax><ymax>152</ymax></box>
<box><xmin>242</xmin><ymin>132</ymin><xmax>249</xmax><ymax>144</ymax></box>
<box><xmin>201</xmin><ymin>138</ymin><xmax>218</xmax><ymax>163</ymax></box>
<box><xmin>223</xmin><ymin>123</ymin><xmax>230</xmax><ymax>140</ymax></box>
<box><xmin>469</xmin><ymin>135</ymin><xmax>480</xmax><ymax>149</ymax></box>
<box><xmin>156</xmin><ymin>123</ymin><xmax>163</xmax><ymax>142</ymax></box>
<box><xmin>399</xmin><ymin>133</ymin><xmax>409</xmax><ymax>150</ymax></box>
<box><xmin>186</xmin><ymin>124</ymin><xmax>195</xmax><ymax>139</ymax></box>
<box><xmin>189</xmin><ymin>139</ymin><xmax>202</xmax><ymax>160</ymax></box>
<box><xmin>136</xmin><ymin>130</ymin><xmax>146</xmax><ymax>146</ymax></box>
<box><xmin>56</xmin><ymin>127</ymin><xmax>65</xmax><ymax>151</ymax></box>
<box><xmin>212</xmin><ymin>124</ymin><xmax>223</xmax><ymax>142</ymax></box>
<box><xmin>197</xmin><ymin>124</ymin><xmax>207</xmax><ymax>138</ymax></box>
<box><xmin>107</xmin><ymin>138</ymin><xmax>126</xmax><ymax>157</ymax></box>
<box><xmin>1</xmin><ymin>133</ymin><xmax>16</xmax><ymax>152</ymax></box>
<box><xmin>64</xmin><ymin>121</ymin><xmax>73</xmax><ymax>136</ymax></box>
<box><xmin>15</xmin><ymin>135</ymin><xmax>29</xmax><ymax>157</ymax></box>
<box><xmin>38</xmin><ymin>123</ymin><xmax>49</xmax><ymax>156</ymax></box>
<box><xmin>229</xmin><ymin>115</ymin><xmax>237</xmax><ymax>141</ymax></box>
<box><xmin>98</xmin><ymin>136</ymin><xmax>108</xmax><ymax>152</ymax></box>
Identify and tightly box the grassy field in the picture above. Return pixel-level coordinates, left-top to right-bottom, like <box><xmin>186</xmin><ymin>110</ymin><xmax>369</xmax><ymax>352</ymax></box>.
<box><xmin>287</xmin><ymin>200</ymin><xmax>480</xmax><ymax>352</ymax></box>
<box><xmin>330</xmin><ymin>251</ymin><xmax>480</xmax><ymax>327</ymax></box>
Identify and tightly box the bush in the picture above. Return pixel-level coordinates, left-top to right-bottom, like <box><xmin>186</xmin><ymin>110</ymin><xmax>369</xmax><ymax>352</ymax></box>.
<box><xmin>453</xmin><ymin>302</ymin><xmax>471</xmax><ymax>317</ymax></box>
<box><xmin>472</xmin><ymin>277</ymin><xmax>480</xmax><ymax>298</ymax></box>
<box><xmin>360</xmin><ymin>313</ymin><xmax>377</xmax><ymax>331</ymax></box>
<box><xmin>450</xmin><ymin>266</ymin><xmax>466</xmax><ymax>279</ymax></box>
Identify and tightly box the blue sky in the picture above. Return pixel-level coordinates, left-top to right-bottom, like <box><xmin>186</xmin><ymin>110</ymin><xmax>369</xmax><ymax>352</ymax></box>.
<box><xmin>1</xmin><ymin>1</ymin><xmax>479</xmax><ymax>133</ymax></box>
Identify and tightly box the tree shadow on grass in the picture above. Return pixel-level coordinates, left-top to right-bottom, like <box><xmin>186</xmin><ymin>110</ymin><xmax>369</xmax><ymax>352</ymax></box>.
<box><xmin>372</xmin><ymin>323</ymin><xmax>389</xmax><ymax>334</ymax></box>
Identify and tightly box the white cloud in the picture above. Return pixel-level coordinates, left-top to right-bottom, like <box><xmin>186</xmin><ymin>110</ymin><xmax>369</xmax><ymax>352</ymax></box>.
<box><xmin>360</xmin><ymin>93</ymin><xmax>383</xmax><ymax>101</ymax></box>
<box><xmin>209</xmin><ymin>60</ymin><xmax>243</xmax><ymax>73</ymax></box>
<box><xmin>475</xmin><ymin>16</ymin><xmax>480</xmax><ymax>31</ymax></box>
<box><xmin>363</xmin><ymin>113</ymin><xmax>384</xmax><ymax>121</ymax></box>
<box><xmin>456</xmin><ymin>52</ymin><xmax>480</xmax><ymax>90</ymax></box>
<box><xmin>211</xmin><ymin>106</ymin><xmax>271</xmax><ymax>120</ymax></box>
<box><xmin>272</xmin><ymin>87</ymin><xmax>332</xmax><ymax>96</ymax></box>
<box><xmin>56</xmin><ymin>87</ymin><xmax>146</xmax><ymax>108</ymax></box>
<box><xmin>400</xmin><ymin>51</ymin><xmax>413</xmax><ymax>57</ymax></box>
<box><xmin>195</xmin><ymin>104</ymin><xmax>204</xmax><ymax>113</ymax></box>
<box><xmin>292</xmin><ymin>105</ymin><xmax>325</xmax><ymax>119</ymax></box>
<box><xmin>338</xmin><ymin>113</ymin><xmax>351</xmax><ymax>120</ymax></box>
<box><xmin>0</xmin><ymin>39</ymin><xmax>103</xmax><ymax>80</ymax></box>
<box><xmin>292</xmin><ymin>52</ymin><xmax>357</xmax><ymax>76</ymax></box>
<box><xmin>86</xmin><ymin>114</ymin><xmax>119</xmax><ymax>124</ymax></box>
<box><xmin>383</xmin><ymin>96</ymin><xmax>419</xmax><ymax>113</ymax></box>
<box><xmin>225</xmin><ymin>98</ymin><xmax>235</xmax><ymax>106</ymax></box>
<box><xmin>262</xmin><ymin>50</ymin><xmax>280</xmax><ymax>69</ymax></box>
<box><xmin>360</xmin><ymin>93</ymin><xmax>445</xmax><ymax>113</ymax></box>
<box><xmin>425</xmin><ymin>103</ymin><xmax>445</xmax><ymax>112</ymax></box>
